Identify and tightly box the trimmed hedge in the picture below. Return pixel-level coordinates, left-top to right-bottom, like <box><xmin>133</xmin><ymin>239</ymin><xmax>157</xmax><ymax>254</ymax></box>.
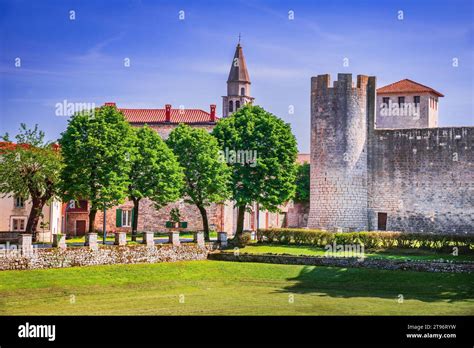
<box><xmin>257</xmin><ymin>228</ymin><xmax>474</xmax><ymax>252</ymax></box>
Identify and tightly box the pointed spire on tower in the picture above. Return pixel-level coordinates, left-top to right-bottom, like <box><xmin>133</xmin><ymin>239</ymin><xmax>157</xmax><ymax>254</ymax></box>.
<box><xmin>227</xmin><ymin>40</ymin><xmax>250</xmax><ymax>83</ymax></box>
<box><xmin>222</xmin><ymin>39</ymin><xmax>254</xmax><ymax>117</ymax></box>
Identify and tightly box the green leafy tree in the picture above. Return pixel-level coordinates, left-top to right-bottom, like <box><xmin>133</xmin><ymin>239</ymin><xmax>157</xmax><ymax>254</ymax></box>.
<box><xmin>0</xmin><ymin>124</ymin><xmax>62</xmax><ymax>240</ymax></box>
<box><xmin>294</xmin><ymin>162</ymin><xmax>310</xmax><ymax>203</ymax></box>
<box><xmin>167</xmin><ymin>124</ymin><xmax>231</xmax><ymax>240</ymax></box>
<box><xmin>59</xmin><ymin>107</ymin><xmax>134</xmax><ymax>233</ymax></box>
<box><xmin>212</xmin><ymin>105</ymin><xmax>297</xmax><ymax>243</ymax></box>
<box><xmin>128</xmin><ymin>125</ymin><xmax>184</xmax><ymax>241</ymax></box>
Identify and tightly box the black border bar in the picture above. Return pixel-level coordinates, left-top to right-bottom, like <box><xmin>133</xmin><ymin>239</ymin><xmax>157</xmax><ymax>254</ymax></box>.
<box><xmin>0</xmin><ymin>316</ymin><xmax>472</xmax><ymax>346</ymax></box>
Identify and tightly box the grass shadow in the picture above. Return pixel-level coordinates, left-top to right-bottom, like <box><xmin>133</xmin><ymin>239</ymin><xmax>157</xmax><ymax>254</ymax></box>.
<box><xmin>279</xmin><ymin>265</ymin><xmax>474</xmax><ymax>304</ymax></box>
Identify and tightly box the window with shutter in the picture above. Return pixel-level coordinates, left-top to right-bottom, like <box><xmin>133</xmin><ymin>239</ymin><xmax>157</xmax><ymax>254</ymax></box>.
<box><xmin>122</xmin><ymin>210</ymin><xmax>131</xmax><ymax>227</ymax></box>
<box><xmin>116</xmin><ymin>209</ymin><xmax>122</xmax><ymax>227</ymax></box>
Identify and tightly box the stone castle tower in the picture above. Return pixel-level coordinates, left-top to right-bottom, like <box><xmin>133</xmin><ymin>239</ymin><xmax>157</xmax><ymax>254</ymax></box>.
<box><xmin>222</xmin><ymin>42</ymin><xmax>254</xmax><ymax>117</ymax></box>
<box><xmin>307</xmin><ymin>73</ymin><xmax>376</xmax><ymax>231</ymax></box>
<box><xmin>307</xmin><ymin>73</ymin><xmax>473</xmax><ymax>234</ymax></box>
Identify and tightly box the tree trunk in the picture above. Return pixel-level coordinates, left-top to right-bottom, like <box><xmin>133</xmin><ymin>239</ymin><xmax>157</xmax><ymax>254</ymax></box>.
<box><xmin>132</xmin><ymin>198</ymin><xmax>140</xmax><ymax>242</ymax></box>
<box><xmin>25</xmin><ymin>197</ymin><xmax>44</xmax><ymax>242</ymax></box>
<box><xmin>235</xmin><ymin>205</ymin><xmax>246</xmax><ymax>239</ymax></box>
<box><xmin>198</xmin><ymin>205</ymin><xmax>210</xmax><ymax>241</ymax></box>
<box><xmin>88</xmin><ymin>209</ymin><xmax>97</xmax><ymax>233</ymax></box>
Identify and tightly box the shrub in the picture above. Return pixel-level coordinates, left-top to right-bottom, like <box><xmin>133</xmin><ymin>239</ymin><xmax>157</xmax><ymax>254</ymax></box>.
<box><xmin>239</xmin><ymin>232</ymin><xmax>253</xmax><ymax>246</ymax></box>
<box><xmin>257</xmin><ymin>228</ymin><xmax>474</xmax><ymax>253</ymax></box>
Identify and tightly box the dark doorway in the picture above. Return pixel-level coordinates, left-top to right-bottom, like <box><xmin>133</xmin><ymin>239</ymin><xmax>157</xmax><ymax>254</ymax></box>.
<box><xmin>76</xmin><ymin>220</ymin><xmax>86</xmax><ymax>236</ymax></box>
<box><xmin>377</xmin><ymin>213</ymin><xmax>387</xmax><ymax>231</ymax></box>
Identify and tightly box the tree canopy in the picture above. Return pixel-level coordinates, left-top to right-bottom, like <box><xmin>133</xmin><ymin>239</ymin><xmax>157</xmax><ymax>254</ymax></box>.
<box><xmin>128</xmin><ymin>125</ymin><xmax>184</xmax><ymax>240</ymax></box>
<box><xmin>294</xmin><ymin>162</ymin><xmax>310</xmax><ymax>203</ymax></box>
<box><xmin>0</xmin><ymin>124</ymin><xmax>62</xmax><ymax>238</ymax></box>
<box><xmin>59</xmin><ymin>106</ymin><xmax>134</xmax><ymax>232</ymax></box>
<box><xmin>212</xmin><ymin>105</ymin><xmax>297</xmax><ymax>240</ymax></box>
<box><xmin>167</xmin><ymin>124</ymin><xmax>231</xmax><ymax>240</ymax></box>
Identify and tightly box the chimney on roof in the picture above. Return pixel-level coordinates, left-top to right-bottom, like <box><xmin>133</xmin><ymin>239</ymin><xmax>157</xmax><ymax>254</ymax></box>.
<box><xmin>165</xmin><ymin>104</ymin><xmax>171</xmax><ymax>122</ymax></box>
<box><xmin>210</xmin><ymin>104</ymin><xmax>216</xmax><ymax>122</ymax></box>
<box><xmin>104</xmin><ymin>102</ymin><xmax>116</xmax><ymax>107</ymax></box>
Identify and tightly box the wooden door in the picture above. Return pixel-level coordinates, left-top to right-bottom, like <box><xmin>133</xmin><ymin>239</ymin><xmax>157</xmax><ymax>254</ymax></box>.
<box><xmin>377</xmin><ymin>213</ymin><xmax>387</xmax><ymax>231</ymax></box>
<box><xmin>76</xmin><ymin>220</ymin><xmax>86</xmax><ymax>236</ymax></box>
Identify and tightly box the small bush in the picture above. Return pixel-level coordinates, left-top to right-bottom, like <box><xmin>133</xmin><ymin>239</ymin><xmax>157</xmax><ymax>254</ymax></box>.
<box><xmin>238</xmin><ymin>232</ymin><xmax>253</xmax><ymax>246</ymax></box>
<box><xmin>257</xmin><ymin>228</ymin><xmax>474</xmax><ymax>253</ymax></box>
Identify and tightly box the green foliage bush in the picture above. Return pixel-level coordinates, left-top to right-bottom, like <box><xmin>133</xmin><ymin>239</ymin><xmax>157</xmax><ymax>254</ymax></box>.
<box><xmin>257</xmin><ymin>228</ymin><xmax>474</xmax><ymax>252</ymax></box>
<box><xmin>169</xmin><ymin>208</ymin><xmax>181</xmax><ymax>224</ymax></box>
<box><xmin>294</xmin><ymin>162</ymin><xmax>310</xmax><ymax>203</ymax></box>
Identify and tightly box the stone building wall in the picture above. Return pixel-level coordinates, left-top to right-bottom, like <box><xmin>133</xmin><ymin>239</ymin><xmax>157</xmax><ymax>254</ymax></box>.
<box><xmin>94</xmin><ymin>199</ymin><xmax>225</xmax><ymax>234</ymax></box>
<box><xmin>367</xmin><ymin>126</ymin><xmax>474</xmax><ymax>234</ymax></box>
<box><xmin>287</xmin><ymin>202</ymin><xmax>309</xmax><ymax>228</ymax></box>
<box><xmin>263</xmin><ymin>211</ymin><xmax>287</xmax><ymax>229</ymax></box>
<box><xmin>308</xmin><ymin>74</ymin><xmax>374</xmax><ymax>231</ymax></box>
<box><xmin>139</xmin><ymin>123</ymin><xmax>215</xmax><ymax>140</ymax></box>
<box><xmin>376</xmin><ymin>92</ymin><xmax>438</xmax><ymax>129</ymax></box>
<box><xmin>65</xmin><ymin>212</ymin><xmax>89</xmax><ymax>236</ymax></box>
<box><xmin>0</xmin><ymin>196</ymin><xmax>61</xmax><ymax>242</ymax></box>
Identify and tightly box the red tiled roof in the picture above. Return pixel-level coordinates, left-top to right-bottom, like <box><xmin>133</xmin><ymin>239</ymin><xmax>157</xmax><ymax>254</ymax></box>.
<box><xmin>377</xmin><ymin>79</ymin><xmax>444</xmax><ymax>97</ymax></box>
<box><xmin>103</xmin><ymin>103</ymin><xmax>219</xmax><ymax>124</ymax></box>
<box><xmin>296</xmin><ymin>153</ymin><xmax>310</xmax><ymax>164</ymax></box>
<box><xmin>0</xmin><ymin>141</ymin><xmax>28</xmax><ymax>154</ymax></box>
<box><xmin>0</xmin><ymin>141</ymin><xmax>59</xmax><ymax>154</ymax></box>
<box><xmin>120</xmin><ymin>108</ymin><xmax>218</xmax><ymax>124</ymax></box>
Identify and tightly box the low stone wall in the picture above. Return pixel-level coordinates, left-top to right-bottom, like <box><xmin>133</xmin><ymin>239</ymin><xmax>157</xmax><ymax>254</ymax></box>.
<box><xmin>209</xmin><ymin>252</ymin><xmax>474</xmax><ymax>273</ymax></box>
<box><xmin>0</xmin><ymin>243</ymin><xmax>218</xmax><ymax>271</ymax></box>
<box><xmin>0</xmin><ymin>231</ymin><xmax>52</xmax><ymax>243</ymax></box>
<box><xmin>0</xmin><ymin>232</ymin><xmax>19</xmax><ymax>243</ymax></box>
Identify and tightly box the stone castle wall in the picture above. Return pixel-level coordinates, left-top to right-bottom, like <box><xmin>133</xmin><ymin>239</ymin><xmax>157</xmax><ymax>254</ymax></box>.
<box><xmin>307</xmin><ymin>74</ymin><xmax>375</xmax><ymax>231</ymax></box>
<box><xmin>309</xmin><ymin>73</ymin><xmax>473</xmax><ymax>234</ymax></box>
<box><xmin>367</xmin><ymin>126</ymin><xmax>474</xmax><ymax>233</ymax></box>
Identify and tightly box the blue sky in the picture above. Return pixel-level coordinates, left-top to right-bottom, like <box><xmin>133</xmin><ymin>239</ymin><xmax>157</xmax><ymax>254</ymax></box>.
<box><xmin>0</xmin><ymin>0</ymin><xmax>473</xmax><ymax>152</ymax></box>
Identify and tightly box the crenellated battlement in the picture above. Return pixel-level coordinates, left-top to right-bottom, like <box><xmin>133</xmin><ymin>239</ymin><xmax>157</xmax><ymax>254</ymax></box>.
<box><xmin>311</xmin><ymin>73</ymin><xmax>376</xmax><ymax>96</ymax></box>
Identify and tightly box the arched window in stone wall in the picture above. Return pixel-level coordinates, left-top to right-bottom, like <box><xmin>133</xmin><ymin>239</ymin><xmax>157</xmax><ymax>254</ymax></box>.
<box><xmin>241</xmin><ymin>87</ymin><xmax>245</xmax><ymax>96</ymax></box>
<box><xmin>236</xmin><ymin>100</ymin><xmax>241</xmax><ymax>109</ymax></box>
<box><xmin>229</xmin><ymin>100</ymin><xmax>233</xmax><ymax>113</ymax></box>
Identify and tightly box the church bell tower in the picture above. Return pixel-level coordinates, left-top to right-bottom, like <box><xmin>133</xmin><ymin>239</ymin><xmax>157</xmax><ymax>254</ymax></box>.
<box><xmin>222</xmin><ymin>39</ymin><xmax>254</xmax><ymax>117</ymax></box>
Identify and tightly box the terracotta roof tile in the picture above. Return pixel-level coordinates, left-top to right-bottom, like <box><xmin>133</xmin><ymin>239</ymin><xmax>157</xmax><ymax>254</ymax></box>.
<box><xmin>377</xmin><ymin>79</ymin><xmax>444</xmax><ymax>97</ymax></box>
<box><xmin>120</xmin><ymin>108</ymin><xmax>218</xmax><ymax>124</ymax></box>
<box><xmin>103</xmin><ymin>104</ymin><xmax>219</xmax><ymax>124</ymax></box>
<box><xmin>296</xmin><ymin>153</ymin><xmax>310</xmax><ymax>164</ymax></box>
<box><xmin>0</xmin><ymin>141</ymin><xmax>59</xmax><ymax>154</ymax></box>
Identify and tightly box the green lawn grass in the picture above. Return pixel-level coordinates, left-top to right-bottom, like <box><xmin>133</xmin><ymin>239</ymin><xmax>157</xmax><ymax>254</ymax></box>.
<box><xmin>229</xmin><ymin>243</ymin><xmax>474</xmax><ymax>262</ymax></box>
<box><xmin>0</xmin><ymin>261</ymin><xmax>472</xmax><ymax>315</ymax></box>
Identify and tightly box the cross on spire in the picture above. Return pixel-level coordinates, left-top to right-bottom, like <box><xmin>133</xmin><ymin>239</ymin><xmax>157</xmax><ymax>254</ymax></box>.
<box><xmin>238</xmin><ymin>33</ymin><xmax>241</xmax><ymax>44</ymax></box>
